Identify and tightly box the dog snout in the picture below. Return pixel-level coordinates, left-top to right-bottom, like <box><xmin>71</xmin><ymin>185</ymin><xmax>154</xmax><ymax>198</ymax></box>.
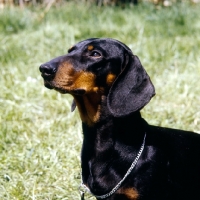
<box><xmin>39</xmin><ymin>63</ymin><xmax>57</xmax><ymax>80</ymax></box>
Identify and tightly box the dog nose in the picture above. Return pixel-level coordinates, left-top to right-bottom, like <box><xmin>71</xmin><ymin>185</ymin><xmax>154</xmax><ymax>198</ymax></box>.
<box><xmin>39</xmin><ymin>63</ymin><xmax>57</xmax><ymax>80</ymax></box>
<box><xmin>39</xmin><ymin>63</ymin><xmax>57</xmax><ymax>74</ymax></box>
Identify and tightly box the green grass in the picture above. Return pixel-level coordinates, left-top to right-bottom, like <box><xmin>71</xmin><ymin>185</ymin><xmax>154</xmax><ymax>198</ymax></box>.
<box><xmin>0</xmin><ymin>2</ymin><xmax>200</xmax><ymax>199</ymax></box>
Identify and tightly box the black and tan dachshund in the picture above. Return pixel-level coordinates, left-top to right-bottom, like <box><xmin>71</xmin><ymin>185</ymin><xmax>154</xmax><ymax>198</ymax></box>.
<box><xmin>39</xmin><ymin>38</ymin><xmax>200</xmax><ymax>200</ymax></box>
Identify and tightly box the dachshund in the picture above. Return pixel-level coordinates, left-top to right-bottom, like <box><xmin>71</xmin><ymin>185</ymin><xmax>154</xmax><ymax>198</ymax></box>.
<box><xmin>39</xmin><ymin>38</ymin><xmax>200</xmax><ymax>200</ymax></box>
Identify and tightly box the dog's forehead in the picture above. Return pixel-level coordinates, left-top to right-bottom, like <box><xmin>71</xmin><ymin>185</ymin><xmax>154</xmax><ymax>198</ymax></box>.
<box><xmin>91</xmin><ymin>38</ymin><xmax>126</xmax><ymax>49</ymax></box>
<box><xmin>71</xmin><ymin>38</ymin><xmax>127</xmax><ymax>52</ymax></box>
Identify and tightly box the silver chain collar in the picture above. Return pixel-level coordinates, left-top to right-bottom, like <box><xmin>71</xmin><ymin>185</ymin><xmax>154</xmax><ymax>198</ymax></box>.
<box><xmin>79</xmin><ymin>133</ymin><xmax>146</xmax><ymax>199</ymax></box>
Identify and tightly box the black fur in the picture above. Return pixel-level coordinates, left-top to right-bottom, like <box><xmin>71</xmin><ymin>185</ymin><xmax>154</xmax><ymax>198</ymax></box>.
<box><xmin>39</xmin><ymin>38</ymin><xmax>200</xmax><ymax>200</ymax></box>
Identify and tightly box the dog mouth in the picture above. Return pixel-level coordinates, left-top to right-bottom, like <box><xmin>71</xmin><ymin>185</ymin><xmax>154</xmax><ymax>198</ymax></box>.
<box><xmin>44</xmin><ymin>81</ymin><xmax>54</xmax><ymax>89</ymax></box>
<box><xmin>43</xmin><ymin>80</ymin><xmax>86</xmax><ymax>95</ymax></box>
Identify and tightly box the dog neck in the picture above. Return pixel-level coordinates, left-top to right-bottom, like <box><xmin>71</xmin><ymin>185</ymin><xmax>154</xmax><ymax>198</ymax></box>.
<box><xmin>81</xmin><ymin>105</ymin><xmax>147</xmax><ymax>195</ymax></box>
<box><xmin>73</xmin><ymin>92</ymin><xmax>103</xmax><ymax>126</ymax></box>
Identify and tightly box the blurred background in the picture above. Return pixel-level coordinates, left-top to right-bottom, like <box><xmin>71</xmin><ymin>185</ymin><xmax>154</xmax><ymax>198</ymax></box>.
<box><xmin>0</xmin><ymin>0</ymin><xmax>200</xmax><ymax>199</ymax></box>
<box><xmin>1</xmin><ymin>0</ymin><xmax>200</xmax><ymax>7</ymax></box>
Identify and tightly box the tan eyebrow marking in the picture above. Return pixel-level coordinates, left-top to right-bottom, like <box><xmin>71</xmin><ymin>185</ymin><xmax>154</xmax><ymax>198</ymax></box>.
<box><xmin>87</xmin><ymin>45</ymin><xmax>94</xmax><ymax>51</ymax></box>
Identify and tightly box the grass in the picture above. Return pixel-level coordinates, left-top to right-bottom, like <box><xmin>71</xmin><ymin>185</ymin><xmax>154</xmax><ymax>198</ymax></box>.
<box><xmin>0</xmin><ymin>2</ymin><xmax>200</xmax><ymax>199</ymax></box>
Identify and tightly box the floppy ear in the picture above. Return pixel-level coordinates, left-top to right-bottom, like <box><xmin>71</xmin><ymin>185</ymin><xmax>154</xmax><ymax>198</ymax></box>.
<box><xmin>107</xmin><ymin>55</ymin><xmax>155</xmax><ymax>117</ymax></box>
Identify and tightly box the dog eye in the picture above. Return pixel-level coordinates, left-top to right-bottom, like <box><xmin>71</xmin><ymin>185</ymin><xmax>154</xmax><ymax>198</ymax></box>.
<box><xmin>90</xmin><ymin>51</ymin><xmax>101</xmax><ymax>58</ymax></box>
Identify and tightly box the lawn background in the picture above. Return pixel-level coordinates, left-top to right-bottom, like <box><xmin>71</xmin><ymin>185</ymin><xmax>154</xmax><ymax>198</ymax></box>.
<box><xmin>0</xmin><ymin>2</ymin><xmax>200</xmax><ymax>199</ymax></box>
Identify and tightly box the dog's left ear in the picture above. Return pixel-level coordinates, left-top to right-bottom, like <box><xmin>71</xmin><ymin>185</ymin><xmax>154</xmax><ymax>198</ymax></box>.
<box><xmin>107</xmin><ymin>54</ymin><xmax>155</xmax><ymax>117</ymax></box>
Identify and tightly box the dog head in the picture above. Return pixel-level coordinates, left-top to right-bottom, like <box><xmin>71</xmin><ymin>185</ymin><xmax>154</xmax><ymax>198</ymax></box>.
<box><xmin>40</xmin><ymin>38</ymin><xmax>155</xmax><ymax>124</ymax></box>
